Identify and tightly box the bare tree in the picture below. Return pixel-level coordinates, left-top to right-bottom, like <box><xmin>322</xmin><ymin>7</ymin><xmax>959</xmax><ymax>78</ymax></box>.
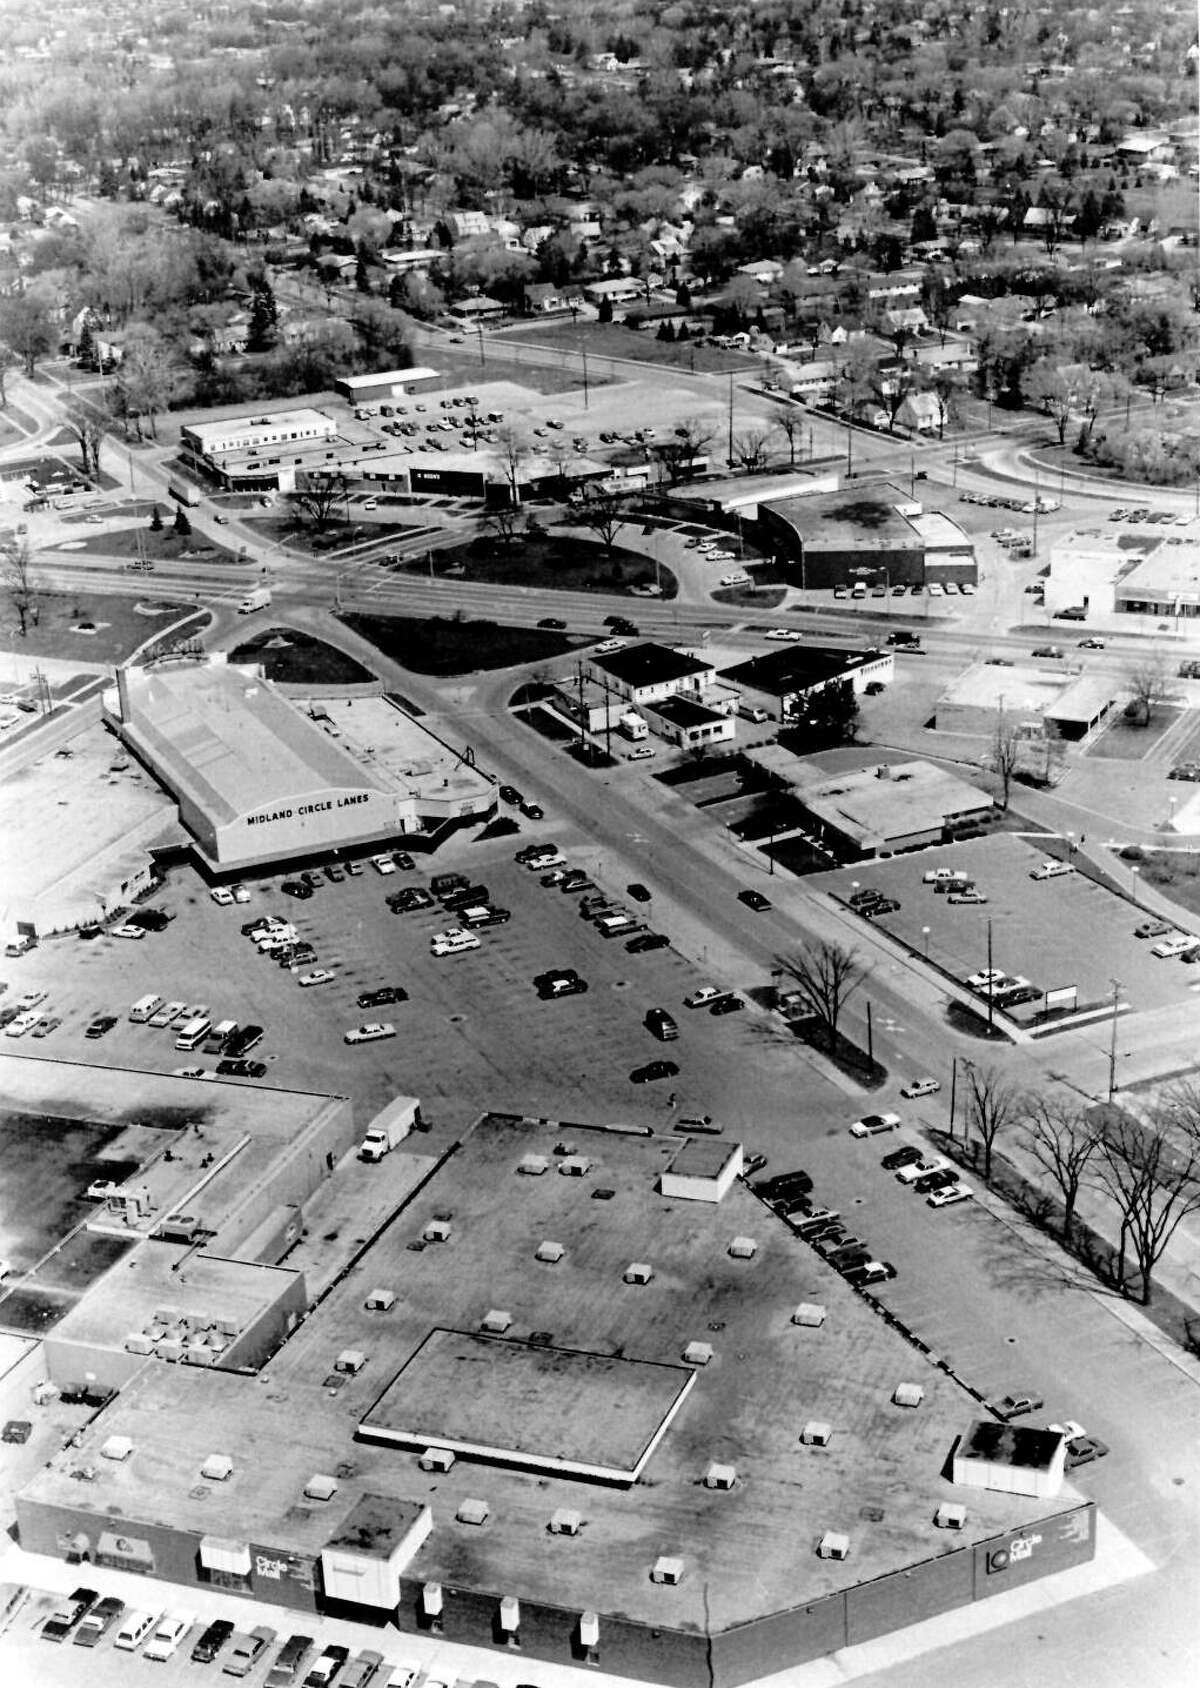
<box><xmin>731</xmin><ymin>427</ymin><xmax>773</xmax><ymax>474</ymax></box>
<box><xmin>571</xmin><ymin>486</ymin><xmax>632</xmax><ymax>552</ymax></box>
<box><xmin>2</xmin><ymin>537</ymin><xmax>43</xmax><ymax>636</ymax></box>
<box><xmin>1125</xmin><ymin>654</ymin><xmax>1170</xmax><ymax>728</ymax></box>
<box><xmin>0</xmin><ymin>344</ymin><xmax>14</xmax><ymax>407</ymax></box>
<box><xmin>62</xmin><ymin>392</ymin><xmax>109</xmax><ymax>479</ymax></box>
<box><xmin>987</xmin><ymin>710</ymin><xmax>1023</xmax><ymax>810</ymax></box>
<box><xmin>114</xmin><ymin>323</ymin><xmax>185</xmax><ymax>441</ymax></box>
<box><xmin>962</xmin><ymin>1061</ymin><xmax>1022</xmax><ymax>1180</ymax></box>
<box><xmin>293</xmin><ymin>470</ymin><xmax>347</xmax><ymax>533</ymax></box>
<box><xmin>1022</xmin><ymin>1093</ymin><xmax>1102</xmax><ymax>1240</ymax></box>
<box><xmin>652</xmin><ymin>416</ymin><xmax>717</xmax><ymax>485</ymax></box>
<box><xmin>778</xmin><ymin>939</ymin><xmax>866</xmax><ymax>1049</ymax></box>
<box><xmin>1097</xmin><ymin>1091</ymin><xmax>1200</xmax><ymax>1305</ymax></box>
<box><xmin>771</xmin><ymin>405</ymin><xmax>805</xmax><ymax>465</ymax></box>
<box><xmin>483</xmin><ymin>504</ymin><xmax>523</xmax><ymax>546</ymax></box>
<box><xmin>492</xmin><ymin>424</ymin><xmax>529</xmax><ymax>506</ymax></box>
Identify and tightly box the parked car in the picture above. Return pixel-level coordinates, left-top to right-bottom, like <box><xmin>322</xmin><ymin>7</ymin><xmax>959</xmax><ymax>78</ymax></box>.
<box><xmin>881</xmin><ymin>1145</ymin><xmax>923</xmax><ymax>1171</ymax></box>
<box><xmin>842</xmin><ymin>1260</ymin><xmax>896</xmax><ymax>1285</ymax></box>
<box><xmin>217</xmin><ymin>1057</ymin><xmax>268</xmax><ymax>1078</ymax></box>
<box><xmin>994</xmin><ymin>1391</ymin><xmax>1044</xmax><ymax>1420</ymax></box>
<box><xmin>685</xmin><ymin>985</ymin><xmax>723</xmax><ymax>1008</ymax></box>
<box><xmin>899</xmin><ymin>1077</ymin><xmax>940</xmax><ymax>1099</ymax></box>
<box><xmin>1030</xmin><ymin>860</ymin><xmax>1074</xmax><ymax>879</ymax></box>
<box><xmin>225</xmin><ymin>1625</ymin><xmax>278</xmax><ymax>1678</ymax></box>
<box><xmin>357</xmin><ymin>986</ymin><xmax>407</xmax><ymax>1009</ymax></box>
<box><xmin>630</xmin><ymin>1059</ymin><xmax>680</xmax><ymax>1085</ymax></box>
<box><xmin>1065</xmin><ymin>1434</ymin><xmax>1110</xmax><ymax>1468</ymax></box>
<box><xmin>192</xmin><ymin>1617</ymin><xmax>235</xmax><ymax>1663</ymax></box>
<box><xmin>627</xmin><ymin>882</ymin><xmax>652</xmax><ymax>902</ymax></box>
<box><xmin>628</xmin><ymin>931</ymin><xmax>670</xmax><ymax>953</ymax></box>
<box><xmin>897</xmin><ymin>1156</ymin><xmax>949</xmax><ymax>1185</ymax></box>
<box><xmin>850</xmin><ymin>1111</ymin><xmax>901</xmax><ymax>1138</ymax></box>
<box><xmin>73</xmin><ymin>1595</ymin><xmax>124</xmax><ymax>1648</ymax></box>
<box><xmin>738</xmin><ymin>889</ymin><xmax>772</xmax><ymax>912</ymax></box>
<box><xmin>1135</xmin><ymin>920</ymin><xmax>1172</xmax><ymax>939</ymax></box>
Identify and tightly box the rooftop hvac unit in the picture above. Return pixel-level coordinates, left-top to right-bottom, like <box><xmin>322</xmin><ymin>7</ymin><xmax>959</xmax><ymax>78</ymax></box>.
<box><xmin>216</xmin><ymin>1316</ymin><xmax>239</xmax><ymax>1337</ymax></box>
<box><xmin>728</xmin><ymin>1236</ymin><xmax>758</xmax><ymax>1260</ymax></box>
<box><xmin>457</xmin><ymin>1497</ymin><xmax>490</xmax><ymax>1526</ymax></box>
<box><xmin>558</xmin><ymin>1156</ymin><xmax>590</xmax><ymax>1177</ymax></box>
<box><xmin>100</xmin><ymin>1436</ymin><xmax>134</xmax><ymax>1462</ymax></box>
<box><xmin>703</xmin><ymin>1462</ymin><xmax>737</xmax><ymax>1490</ymax></box>
<box><xmin>419</xmin><ymin>1447</ymin><xmax>455</xmax><ymax>1473</ymax></box>
<box><xmin>335</xmin><ymin>1349</ymin><xmax>368</xmax><ymax>1375</ymax></box>
<box><xmin>579</xmin><ymin>1611</ymin><xmax>600</xmax><ymax>1649</ymax></box>
<box><xmin>158</xmin><ymin>1338</ymin><xmax>185</xmax><ymax>1363</ymax></box>
<box><xmin>304</xmin><ymin>1473</ymin><xmax>338</xmax><ymax>1501</ymax></box>
<box><xmin>518</xmin><ymin>1155</ymin><xmax>549</xmax><ymax>1176</ymax></box>
<box><xmin>651</xmin><ymin>1556</ymin><xmax>684</xmax><ymax>1585</ymax></box>
<box><xmin>817</xmin><ymin>1531</ymin><xmax>851</xmax><ymax>1560</ymax></box>
<box><xmin>424</xmin><ymin>1219</ymin><xmax>451</xmax><ymax>1243</ymax></box>
<box><xmin>549</xmin><ymin>1508</ymin><xmax>582</xmax><ymax>1536</ymax></box>
<box><xmin>535</xmin><ymin>1241</ymin><xmax>565</xmax><ymax>1264</ymax></box>
<box><xmin>935</xmin><ymin>1503</ymin><xmax>967</xmax><ymax>1531</ymax></box>
<box><xmin>499</xmin><ymin>1596</ymin><xmax>520</xmax><ymax>1633</ymax></box>
<box><xmin>184</xmin><ymin>1344</ymin><xmax>214</xmax><ymax>1366</ymax></box>
<box><xmin>792</xmin><ymin>1303</ymin><xmax>827</xmax><ymax>1327</ymax></box>
<box><xmin>365</xmin><ymin>1288</ymin><xmax>396</xmax><ymax>1313</ymax></box>
<box><xmin>683</xmin><ymin>1341</ymin><xmax>713</xmax><ymax>1366</ymax></box>
<box><xmin>624</xmin><ymin>1262</ymin><xmax>653</xmax><ymax>1285</ymax></box>
<box><xmin>154</xmin><ymin>1307</ymin><xmax>178</xmax><ymax>1326</ymax></box>
<box><xmin>893</xmin><ymin>1382</ymin><xmax>925</xmax><ymax>1408</ymax></box>
<box><xmin>801</xmin><ymin>1421</ymin><xmax>832</xmax><ymax>1447</ymax></box>
<box><xmin>124</xmin><ymin>1333</ymin><xmax>154</xmax><ymax>1355</ymax></box>
<box><xmin>201</xmin><ymin>1454</ymin><xmax>234</xmax><ymax>1482</ymax></box>
<box><xmin>422</xmin><ymin>1582</ymin><xmax>443</xmax><ymax>1617</ymax></box>
<box><xmin>207</xmin><ymin>1332</ymin><xmax>228</xmax><ymax>1353</ymax></box>
<box><xmin>145</xmin><ymin>1324</ymin><xmax>168</xmax><ymax>1344</ymax></box>
<box><xmin>481</xmin><ymin>1309</ymin><xmax>513</xmax><ymax>1334</ymax></box>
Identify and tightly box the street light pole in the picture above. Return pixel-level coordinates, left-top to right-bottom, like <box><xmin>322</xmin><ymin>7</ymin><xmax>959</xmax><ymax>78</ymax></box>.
<box><xmin>986</xmin><ymin>918</ymin><xmax>995</xmax><ymax>1037</ymax></box>
<box><xmin>1107</xmin><ymin>979</ymin><xmax>1122</xmax><ymax>1100</ymax></box>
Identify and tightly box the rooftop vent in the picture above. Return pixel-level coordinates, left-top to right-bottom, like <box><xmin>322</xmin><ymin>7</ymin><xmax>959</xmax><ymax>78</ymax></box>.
<box><xmin>518</xmin><ymin>1154</ymin><xmax>549</xmax><ymax>1176</ymax></box>
<box><xmin>303</xmin><ymin>1473</ymin><xmax>338</xmax><ymax>1501</ymax></box>
<box><xmin>457</xmin><ymin>1497</ymin><xmax>490</xmax><ymax>1526</ymax></box>
<box><xmin>499</xmin><ymin>1595</ymin><xmax>520</xmax><ymax>1633</ymax></box>
<box><xmin>424</xmin><ymin>1219</ymin><xmax>451</xmax><ymax>1243</ymax></box>
<box><xmin>683</xmin><ymin>1341</ymin><xmax>713</xmax><ymax>1366</ymax></box>
<box><xmin>200</xmin><ymin>1454</ymin><xmax>234</xmax><ymax>1482</ymax></box>
<box><xmin>703</xmin><ymin>1462</ymin><xmax>737</xmax><ymax>1490</ymax></box>
<box><xmin>579</xmin><ymin>1611</ymin><xmax>600</xmax><ymax>1648</ymax></box>
<box><xmin>792</xmin><ymin>1303</ymin><xmax>827</xmax><ymax>1327</ymax></box>
<box><xmin>728</xmin><ymin>1236</ymin><xmax>758</xmax><ymax>1260</ymax></box>
<box><xmin>422</xmin><ymin>1582</ymin><xmax>443</xmax><ymax>1616</ymax></box>
<box><xmin>335</xmin><ymin>1349</ymin><xmax>368</xmax><ymax>1375</ymax></box>
<box><xmin>801</xmin><ymin>1421</ymin><xmax>832</xmax><ymax>1447</ymax></box>
<box><xmin>549</xmin><ymin>1508</ymin><xmax>582</xmax><ymax>1536</ymax></box>
<box><xmin>935</xmin><ymin>1503</ymin><xmax>967</xmax><ymax>1531</ymax></box>
<box><xmin>624</xmin><ymin>1262</ymin><xmax>653</xmax><ymax>1285</ymax></box>
<box><xmin>100</xmin><ymin>1436</ymin><xmax>134</xmax><ymax>1462</ymax></box>
<box><xmin>651</xmin><ymin>1556</ymin><xmax>684</xmax><ymax>1585</ymax></box>
<box><xmin>183</xmin><ymin>1345</ymin><xmax>214</xmax><ymax>1367</ymax></box>
<box><xmin>124</xmin><ymin>1333</ymin><xmax>154</xmax><ymax>1355</ymax></box>
<box><xmin>535</xmin><ymin>1240</ymin><xmax>565</xmax><ymax>1264</ymax></box>
<box><xmin>419</xmin><ymin>1447</ymin><xmax>455</xmax><ymax>1473</ymax></box>
<box><xmin>817</xmin><ymin>1531</ymin><xmax>850</xmax><ymax>1560</ymax></box>
<box><xmin>364</xmin><ymin>1288</ymin><xmax>396</xmax><ymax>1313</ymax></box>
<box><xmin>892</xmin><ymin>1382</ymin><xmax>924</xmax><ymax>1408</ymax></box>
<box><xmin>481</xmin><ymin>1309</ymin><xmax>513</xmax><ymax>1334</ymax></box>
<box><xmin>558</xmin><ymin>1155</ymin><xmax>591</xmax><ymax>1177</ymax></box>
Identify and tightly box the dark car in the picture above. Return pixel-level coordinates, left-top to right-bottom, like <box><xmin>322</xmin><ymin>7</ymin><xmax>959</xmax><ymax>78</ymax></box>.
<box><xmin>85</xmin><ymin>1015</ymin><xmax>117</xmax><ymax>1039</ymax></box>
<box><xmin>537</xmin><ymin>617</ymin><xmax>567</xmax><ymax>630</ymax></box>
<box><xmin>1065</xmin><ymin>1434</ymin><xmax>1110</xmax><ymax>1469</ymax></box>
<box><xmin>758</xmin><ymin>1171</ymin><xmax>813</xmax><ymax>1200</ymax></box>
<box><xmin>440</xmin><ymin>883</ymin><xmax>489</xmax><ymax>909</ymax></box>
<box><xmin>913</xmin><ymin>1167</ymin><xmax>958</xmax><ymax>1195</ymax></box>
<box><xmin>863</xmin><ymin>897</ymin><xmax>901</xmax><ymax>915</ymax></box>
<box><xmin>996</xmin><ymin>984</ymin><xmax>1041</xmax><ymax>1006</ymax></box>
<box><xmin>281</xmin><ymin>880</ymin><xmax>313</xmax><ymax>899</ymax></box>
<box><xmin>610</xmin><ymin>617</ymin><xmax>639</xmax><ymax>635</ymax></box>
<box><xmin>73</xmin><ymin>1595</ymin><xmax>124</xmax><ymax>1648</ymax></box>
<box><xmin>520</xmin><ymin>801</ymin><xmax>545</xmax><ymax>820</ymax></box>
<box><xmin>217</xmin><ymin>1058</ymin><xmax>268</xmax><ymax>1079</ymax></box>
<box><xmin>627</xmin><ymin>932</ymin><xmax>669</xmax><ymax>953</ymax></box>
<box><xmin>627</xmin><ymin>882</ymin><xmax>652</xmax><ymax>903</ymax></box>
<box><xmin>499</xmin><ymin>784</ymin><xmax>523</xmax><ymax>806</ymax></box>
<box><xmin>225</xmin><ymin>1024</ymin><xmax>263</xmax><ymax>1057</ymax></box>
<box><xmin>881</xmin><ymin>1145</ymin><xmax>923</xmax><ymax>1171</ymax></box>
<box><xmin>357</xmin><ymin>986</ymin><xmax>408</xmax><ymax>1009</ymax></box>
<box><xmin>301</xmin><ymin>870</ymin><xmax>324</xmax><ymax>887</ymax></box>
<box><xmin>738</xmin><ymin>889</ymin><xmax>772</xmax><ymax>912</ymax></box>
<box><xmin>323</xmin><ymin>863</ymin><xmax>344</xmax><ymax>882</ymax></box>
<box><xmin>392</xmin><ymin>851</ymin><xmax>415</xmax><ymax>870</ymax></box>
<box><xmin>192</xmin><ymin>1617</ymin><xmax>235</xmax><ymax>1663</ymax></box>
<box><xmin>742</xmin><ymin>1152</ymin><xmax>768</xmax><ymax>1179</ymax></box>
<box><xmin>127</xmin><ymin>907</ymin><xmax>172</xmax><ymax>931</ymax></box>
<box><xmin>709</xmin><ymin>993</ymin><xmax>744</xmax><ymax>1015</ymax></box>
<box><xmin>42</xmin><ymin>1587</ymin><xmax>97</xmax><ymax>1643</ymax></box>
<box><xmin>630</xmin><ymin>1059</ymin><xmax>680</xmax><ymax>1084</ymax></box>
<box><xmin>389</xmin><ymin>887</ymin><xmax>434</xmax><ymax>911</ymax></box>
<box><xmin>534</xmin><ymin>969</ymin><xmax>587</xmax><ymax>999</ymax></box>
<box><xmin>2</xmin><ymin>1419</ymin><xmax>31</xmax><ymax>1443</ymax></box>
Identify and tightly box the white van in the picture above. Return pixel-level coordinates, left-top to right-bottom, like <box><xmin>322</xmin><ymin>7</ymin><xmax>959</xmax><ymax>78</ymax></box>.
<box><xmin>114</xmin><ymin>1609</ymin><xmax>159</xmax><ymax>1651</ymax></box>
<box><xmin>1152</xmin><ymin>934</ymin><xmax>1199</xmax><ymax>959</ymax></box>
<box><xmin>130</xmin><ymin>993</ymin><xmax>165</xmax><ymax>1023</ymax></box>
<box><xmin>173</xmin><ymin>1015</ymin><xmax>212</xmax><ymax>1052</ymax></box>
<box><xmin>739</xmin><ymin>703</ymin><xmax>769</xmax><ymax>723</ymax></box>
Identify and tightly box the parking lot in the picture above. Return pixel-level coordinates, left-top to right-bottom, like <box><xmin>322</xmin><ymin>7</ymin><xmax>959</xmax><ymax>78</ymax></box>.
<box><xmin>2</xmin><ymin>836</ymin><xmax>818</xmax><ymax>1139</ymax></box>
<box><xmin>815</xmin><ymin>833</ymin><xmax>1199</xmax><ymax>1021</ymax></box>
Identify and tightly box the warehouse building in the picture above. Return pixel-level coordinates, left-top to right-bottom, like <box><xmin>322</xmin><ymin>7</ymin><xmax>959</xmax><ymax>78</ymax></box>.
<box><xmin>587</xmin><ymin>643</ymin><xmax>717</xmax><ymax>706</ymax></box>
<box><xmin>335</xmin><ymin>368</ymin><xmax>442</xmax><ymax>404</ymax></box>
<box><xmin>748</xmin><ymin>756</ymin><xmax>997</xmax><ymax>857</ymax></box>
<box><xmin>107</xmin><ymin>659</ymin><xmax>496</xmax><ymax>875</ymax></box>
<box><xmin>758</xmin><ymin>481</ymin><xmax>977</xmax><ymax>592</ymax></box>
<box><xmin>935</xmin><ymin>662</ymin><xmax>1117</xmax><ymax>741</ymax></box>
<box><xmin>19</xmin><ymin>1113</ymin><xmax>1095</xmax><ymax>1685</ymax></box>
<box><xmin>722</xmin><ymin>644</ymin><xmax>894</xmax><ymax>718</ymax></box>
<box><xmin>1046</xmin><ymin>528</ymin><xmax>1200</xmax><ymax>623</ymax></box>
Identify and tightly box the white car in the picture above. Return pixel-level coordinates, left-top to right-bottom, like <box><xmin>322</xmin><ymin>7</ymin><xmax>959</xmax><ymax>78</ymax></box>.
<box><xmin>927</xmin><ymin>1182</ymin><xmax>974</xmax><ymax>1208</ymax></box>
<box><xmin>149</xmin><ymin>1000</ymin><xmax>186</xmax><ymax>1028</ymax></box>
<box><xmin>1152</xmin><ymin>934</ymin><xmax>1197</xmax><ymax>959</ymax></box>
<box><xmin>172</xmin><ymin>1066</ymin><xmax>206</xmax><ymax>1079</ymax></box>
<box><xmin>524</xmin><ymin>853</ymin><xmax>567</xmax><ymax>871</ymax></box>
<box><xmin>709</xmin><ymin>550</ymin><xmax>736</xmax><ymax>562</ymax></box>
<box><xmin>431</xmin><ymin>930</ymin><xmax>481</xmax><ymax>956</ymax></box>
<box><xmin>210</xmin><ymin>887</ymin><xmax>234</xmax><ymax>906</ymax></box>
<box><xmin>231</xmin><ymin>883</ymin><xmax>250</xmax><ymax>903</ymax></box>
<box><xmin>765</xmin><ymin>627</ymin><xmax>803</xmax><ymax>642</ymax></box>
<box><xmin>371</xmin><ymin>854</ymin><xmax>395</xmax><ymax>875</ymax></box>
<box><xmin>900</xmin><ymin>1077</ymin><xmax>941</xmax><ymax>1099</ymax></box>
<box><xmin>143</xmin><ymin>1612</ymin><xmax>196</xmax><ymax>1662</ymax></box>
<box><xmin>344</xmin><ymin>1022</ymin><xmax>397</xmax><ymax>1044</ymax></box>
<box><xmin>593</xmin><ymin>638</ymin><xmax>626</xmax><ymax>654</ymax></box>
<box><xmin>966</xmin><ymin>969</ymin><xmax>1007</xmax><ymax>990</ymax></box>
<box><xmin>298</xmin><ymin>969</ymin><xmax>336</xmax><ymax>987</ymax></box>
<box><xmin>1049</xmin><ymin>1419</ymin><xmax>1087</xmax><ymax>1441</ymax></box>
<box><xmin>685</xmin><ymin>985</ymin><xmax>723</xmax><ymax>1008</ymax></box>
<box><xmin>1030</xmin><ymin>860</ymin><xmax>1074</xmax><ymax>880</ymax></box>
<box><xmin>112</xmin><ymin>924</ymin><xmax>146</xmax><ymax>939</ymax></box>
<box><xmin>850</xmin><ymin>1111</ymin><xmax>901</xmax><ymax>1138</ymax></box>
<box><xmin>627</xmin><ymin>745</ymin><xmax>655</xmax><ymax>760</ymax></box>
<box><xmin>898</xmin><ymin>1156</ymin><xmax>950</xmax><ymax>1185</ymax></box>
<box><xmin>5</xmin><ymin>1011</ymin><xmax>40</xmax><ymax>1037</ymax></box>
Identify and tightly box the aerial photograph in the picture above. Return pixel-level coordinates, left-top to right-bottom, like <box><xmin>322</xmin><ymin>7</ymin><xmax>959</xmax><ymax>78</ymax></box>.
<box><xmin>0</xmin><ymin>2</ymin><xmax>1197</xmax><ymax>1686</ymax></box>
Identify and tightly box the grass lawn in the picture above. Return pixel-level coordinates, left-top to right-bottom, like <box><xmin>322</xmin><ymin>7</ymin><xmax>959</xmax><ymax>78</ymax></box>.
<box><xmin>1120</xmin><ymin>848</ymin><xmax>1200</xmax><ymax>919</ymax></box>
<box><xmin>503</xmin><ymin>319</ymin><xmax>760</xmax><ymax>376</ymax></box>
<box><xmin>229</xmin><ymin>627</ymin><xmax>375</xmax><ymax>685</ymax></box>
<box><xmin>418</xmin><ymin>532</ymin><xmax>676</xmax><ymax>598</ymax></box>
<box><xmin>58</xmin><ymin>520</ymin><xmax>245</xmax><ymax>567</ymax></box>
<box><xmin>340</xmin><ymin>612</ymin><xmax>586</xmax><ymax>676</ymax></box>
<box><xmin>1086</xmin><ymin>706</ymin><xmax>1183</xmax><ymax>761</ymax></box>
<box><xmin>0</xmin><ymin>591</ymin><xmax>205</xmax><ymax>665</ymax></box>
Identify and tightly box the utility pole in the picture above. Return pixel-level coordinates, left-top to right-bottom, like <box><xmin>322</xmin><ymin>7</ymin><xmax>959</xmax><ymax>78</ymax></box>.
<box><xmin>866</xmin><ymin>1000</ymin><xmax>874</xmax><ymax>1065</ymax></box>
<box><xmin>1107</xmin><ymin>978</ymin><xmax>1122</xmax><ymax>1100</ymax></box>
<box><xmin>582</xmin><ymin>349</ymin><xmax>589</xmax><ymax>410</ymax></box>
<box><xmin>986</xmin><ymin>918</ymin><xmax>995</xmax><ymax>1037</ymax></box>
<box><xmin>726</xmin><ymin>371</ymin><xmax>734</xmax><ymax>468</ymax></box>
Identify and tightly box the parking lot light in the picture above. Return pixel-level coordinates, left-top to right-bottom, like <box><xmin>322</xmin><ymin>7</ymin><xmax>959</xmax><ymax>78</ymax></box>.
<box><xmin>922</xmin><ymin>925</ymin><xmax>930</xmax><ymax>959</ymax></box>
<box><xmin>1131</xmin><ymin>865</ymin><xmax>1140</xmax><ymax>904</ymax></box>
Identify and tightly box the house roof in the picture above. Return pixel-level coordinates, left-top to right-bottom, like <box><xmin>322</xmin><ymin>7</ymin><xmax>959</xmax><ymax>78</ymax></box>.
<box><xmin>591</xmin><ymin>643</ymin><xmax>713</xmax><ymax>687</ymax></box>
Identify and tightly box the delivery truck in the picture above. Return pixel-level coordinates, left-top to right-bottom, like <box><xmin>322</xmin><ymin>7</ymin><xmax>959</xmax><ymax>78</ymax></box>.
<box><xmin>238</xmin><ymin>587</ymin><xmax>272</xmax><ymax>615</ymax></box>
<box><xmin>359</xmin><ymin>1095</ymin><xmax>422</xmax><ymax>1162</ymax></box>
